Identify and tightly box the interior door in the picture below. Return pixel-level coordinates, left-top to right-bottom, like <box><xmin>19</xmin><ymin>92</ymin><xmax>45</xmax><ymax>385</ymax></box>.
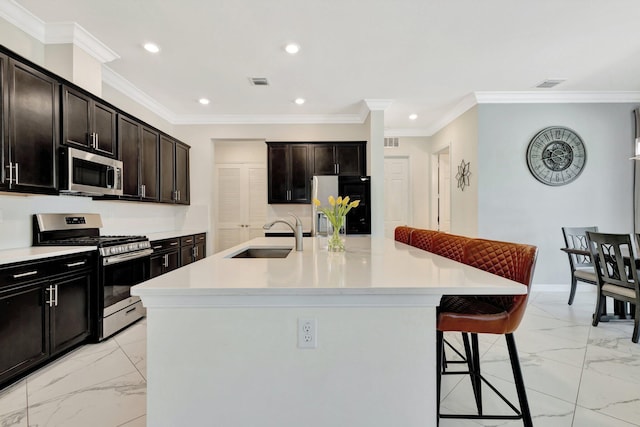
<box><xmin>384</xmin><ymin>157</ymin><xmax>410</xmax><ymax>238</ymax></box>
<box><xmin>216</xmin><ymin>163</ymin><xmax>267</xmax><ymax>252</ymax></box>
<box><xmin>438</xmin><ymin>151</ymin><xmax>451</xmax><ymax>232</ymax></box>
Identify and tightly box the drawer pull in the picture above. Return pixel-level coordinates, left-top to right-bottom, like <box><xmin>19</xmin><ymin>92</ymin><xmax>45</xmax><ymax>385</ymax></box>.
<box><xmin>125</xmin><ymin>306</ymin><xmax>137</xmax><ymax>315</ymax></box>
<box><xmin>12</xmin><ymin>270</ymin><xmax>38</xmax><ymax>279</ymax></box>
<box><xmin>153</xmin><ymin>245</ymin><xmax>163</xmax><ymax>250</ymax></box>
<box><xmin>65</xmin><ymin>261</ymin><xmax>86</xmax><ymax>268</ymax></box>
<box><xmin>185</xmin><ymin>239</ymin><xmax>193</xmax><ymax>243</ymax></box>
<box><xmin>170</xmin><ymin>242</ymin><xmax>178</xmax><ymax>246</ymax></box>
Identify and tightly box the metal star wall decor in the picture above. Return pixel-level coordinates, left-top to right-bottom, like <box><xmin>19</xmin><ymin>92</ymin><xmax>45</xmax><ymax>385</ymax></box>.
<box><xmin>456</xmin><ymin>159</ymin><xmax>471</xmax><ymax>191</ymax></box>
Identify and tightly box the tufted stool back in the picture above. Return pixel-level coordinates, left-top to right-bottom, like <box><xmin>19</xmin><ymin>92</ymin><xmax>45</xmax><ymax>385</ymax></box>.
<box><xmin>431</xmin><ymin>233</ymin><xmax>472</xmax><ymax>263</ymax></box>
<box><xmin>409</xmin><ymin>229</ymin><xmax>439</xmax><ymax>252</ymax></box>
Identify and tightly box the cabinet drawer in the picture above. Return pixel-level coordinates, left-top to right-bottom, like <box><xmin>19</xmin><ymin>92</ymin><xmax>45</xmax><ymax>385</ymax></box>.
<box><xmin>194</xmin><ymin>233</ymin><xmax>206</xmax><ymax>243</ymax></box>
<box><xmin>180</xmin><ymin>235</ymin><xmax>195</xmax><ymax>246</ymax></box>
<box><xmin>150</xmin><ymin>238</ymin><xmax>180</xmax><ymax>252</ymax></box>
<box><xmin>0</xmin><ymin>253</ymin><xmax>94</xmax><ymax>291</ymax></box>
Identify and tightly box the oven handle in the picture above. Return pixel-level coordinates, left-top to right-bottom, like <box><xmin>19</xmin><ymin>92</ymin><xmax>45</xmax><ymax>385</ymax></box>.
<box><xmin>102</xmin><ymin>248</ymin><xmax>153</xmax><ymax>266</ymax></box>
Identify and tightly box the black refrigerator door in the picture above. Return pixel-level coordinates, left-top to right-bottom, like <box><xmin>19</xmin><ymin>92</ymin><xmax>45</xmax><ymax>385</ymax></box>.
<box><xmin>338</xmin><ymin>176</ymin><xmax>371</xmax><ymax>234</ymax></box>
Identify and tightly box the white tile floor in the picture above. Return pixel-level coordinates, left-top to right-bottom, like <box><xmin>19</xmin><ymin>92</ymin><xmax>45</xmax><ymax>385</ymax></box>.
<box><xmin>1</xmin><ymin>289</ymin><xmax>639</xmax><ymax>426</ymax></box>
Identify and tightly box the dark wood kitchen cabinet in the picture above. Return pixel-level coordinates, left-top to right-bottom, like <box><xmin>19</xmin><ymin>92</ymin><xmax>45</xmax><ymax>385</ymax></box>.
<box><xmin>180</xmin><ymin>233</ymin><xmax>206</xmax><ymax>266</ymax></box>
<box><xmin>150</xmin><ymin>238</ymin><xmax>180</xmax><ymax>278</ymax></box>
<box><xmin>118</xmin><ymin>114</ymin><xmax>159</xmax><ymax>201</ymax></box>
<box><xmin>62</xmin><ymin>85</ymin><xmax>117</xmax><ymax>158</ymax></box>
<box><xmin>0</xmin><ymin>252</ymin><xmax>94</xmax><ymax>387</ymax></box>
<box><xmin>159</xmin><ymin>135</ymin><xmax>190</xmax><ymax>205</ymax></box>
<box><xmin>311</xmin><ymin>142</ymin><xmax>366</xmax><ymax>176</ymax></box>
<box><xmin>267</xmin><ymin>143</ymin><xmax>311</xmax><ymax>204</ymax></box>
<box><xmin>1</xmin><ymin>57</ymin><xmax>59</xmax><ymax>194</ymax></box>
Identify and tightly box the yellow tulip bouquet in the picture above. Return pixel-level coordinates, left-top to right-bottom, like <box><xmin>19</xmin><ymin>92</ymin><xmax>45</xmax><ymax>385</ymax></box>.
<box><xmin>313</xmin><ymin>195</ymin><xmax>360</xmax><ymax>252</ymax></box>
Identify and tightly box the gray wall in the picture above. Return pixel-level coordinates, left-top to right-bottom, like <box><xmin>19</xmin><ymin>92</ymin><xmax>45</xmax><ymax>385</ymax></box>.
<box><xmin>477</xmin><ymin>103</ymin><xmax>636</xmax><ymax>286</ymax></box>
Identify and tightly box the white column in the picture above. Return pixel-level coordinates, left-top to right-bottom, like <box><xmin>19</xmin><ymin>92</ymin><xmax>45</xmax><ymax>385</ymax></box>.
<box><xmin>364</xmin><ymin>99</ymin><xmax>392</xmax><ymax>237</ymax></box>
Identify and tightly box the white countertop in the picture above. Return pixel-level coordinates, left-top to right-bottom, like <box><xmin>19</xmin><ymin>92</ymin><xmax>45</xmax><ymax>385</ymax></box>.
<box><xmin>132</xmin><ymin>236</ymin><xmax>526</xmax><ymax>303</ymax></box>
<box><xmin>0</xmin><ymin>246</ymin><xmax>96</xmax><ymax>266</ymax></box>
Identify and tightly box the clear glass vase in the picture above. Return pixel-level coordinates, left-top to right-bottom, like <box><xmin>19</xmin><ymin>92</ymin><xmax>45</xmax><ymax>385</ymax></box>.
<box><xmin>327</xmin><ymin>218</ymin><xmax>346</xmax><ymax>252</ymax></box>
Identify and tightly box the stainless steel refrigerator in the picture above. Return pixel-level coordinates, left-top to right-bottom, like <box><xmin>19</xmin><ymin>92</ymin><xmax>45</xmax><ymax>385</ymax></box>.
<box><xmin>311</xmin><ymin>175</ymin><xmax>371</xmax><ymax>236</ymax></box>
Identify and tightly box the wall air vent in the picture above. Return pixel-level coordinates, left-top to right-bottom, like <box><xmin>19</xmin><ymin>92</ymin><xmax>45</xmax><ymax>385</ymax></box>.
<box><xmin>384</xmin><ymin>137</ymin><xmax>399</xmax><ymax>148</ymax></box>
<box><xmin>535</xmin><ymin>79</ymin><xmax>566</xmax><ymax>89</ymax></box>
<box><xmin>249</xmin><ymin>77</ymin><xmax>269</xmax><ymax>86</ymax></box>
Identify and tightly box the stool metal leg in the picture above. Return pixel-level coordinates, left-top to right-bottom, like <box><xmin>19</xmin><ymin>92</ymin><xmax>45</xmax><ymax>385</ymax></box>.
<box><xmin>505</xmin><ymin>333</ymin><xmax>533</xmax><ymax>427</ymax></box>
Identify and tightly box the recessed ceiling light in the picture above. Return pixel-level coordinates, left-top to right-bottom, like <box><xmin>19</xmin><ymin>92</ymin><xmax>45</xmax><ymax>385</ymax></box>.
<box><xmin>143</xmin><ymin>43</ymin><xmax>160</xmax><ymax>53</ymax></box>
<box><xmin>294</xmin><ymin>98</ymin><xmax>305</xmax><ymax>105</ymax></box>
<box><xmin>198</xmin><ymin>98</ymin><xmax>210</xmax><ymax>105</ymax></box>
<box><xmin>409</xmin><ymin>113</ymin><xmax>418</xmax><ymax>120</ymax></box>
<box><xmin>285</xmin><ymin>43</ymin><xmax>300</xmax><ymax>55</ymax></box>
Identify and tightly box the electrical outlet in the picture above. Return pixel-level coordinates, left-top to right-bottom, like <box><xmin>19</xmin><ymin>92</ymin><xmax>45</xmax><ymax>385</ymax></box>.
<box><xmin>297</xmin><ymin>318</ymin><xmax>317</xmax><ymax>349</ymax></box>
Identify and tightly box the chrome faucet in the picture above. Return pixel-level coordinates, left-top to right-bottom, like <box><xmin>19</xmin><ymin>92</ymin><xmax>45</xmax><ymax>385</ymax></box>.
<box><xmin>263</xmin><ymin>213</ymin><xmax>304</xmax><ymax>251</ymax></box>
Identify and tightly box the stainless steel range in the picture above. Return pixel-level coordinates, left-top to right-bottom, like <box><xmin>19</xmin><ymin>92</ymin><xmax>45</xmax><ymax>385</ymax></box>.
<box><xmin>33</xmin><ymin>213</ymin><xmax>152</xmax><ymax>341</ymax></box>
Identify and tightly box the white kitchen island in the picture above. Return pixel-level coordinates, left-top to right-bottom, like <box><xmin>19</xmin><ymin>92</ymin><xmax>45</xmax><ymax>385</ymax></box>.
<box><xmin>132</xmin><ymin>236</ymin><xmax>526</xmax><ymax>427</ymax></box>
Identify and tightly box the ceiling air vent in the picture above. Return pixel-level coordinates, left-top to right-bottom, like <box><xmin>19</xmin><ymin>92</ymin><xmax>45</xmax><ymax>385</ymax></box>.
<box><xmin>535</xmin><ymin>79</ymin><xmax>566</xmax><ymax>89</ymax></box>
<box><xmin>384</xmin><ymin>137</ymin><xmax>399</xmax><ymax>148</ymax></box>
<box><xmin>249</xmin><ymin>77</ymin><xmax>269</xmax><ymax>86</ymax></box>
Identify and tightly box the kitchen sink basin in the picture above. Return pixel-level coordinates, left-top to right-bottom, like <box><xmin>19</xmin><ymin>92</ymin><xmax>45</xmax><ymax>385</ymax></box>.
<box><xmin>229</xmin><ymin>247</ymin><xmax>292</xmax><ymax>259</ymax></box>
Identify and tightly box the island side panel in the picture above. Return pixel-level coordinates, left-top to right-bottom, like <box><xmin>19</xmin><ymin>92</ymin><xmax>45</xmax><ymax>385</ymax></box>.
<box><xmin>146</xmin><ymin>306</ymin><xmax>437</xmax><ymax>427</ymax></box>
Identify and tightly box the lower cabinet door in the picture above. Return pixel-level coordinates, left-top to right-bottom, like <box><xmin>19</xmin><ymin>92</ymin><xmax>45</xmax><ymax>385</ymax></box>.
<box><xmin>50</xmin><ymin>273</ymin><xmax>91</xmax><ymax>355</ymax></box>
<box><xmin>181</xmin><ymin>246</ymin><xmax>193</xmax><ymax>267</ymax></box>
<box><xmin>149</xmin><ymin>254</ymin><xmax>165</xmax><ymax>278</ymax></box>
<box><xmin>0</xmin><ymin>282</ymin><xmax>49</xmax><ymax>384</ymax></box>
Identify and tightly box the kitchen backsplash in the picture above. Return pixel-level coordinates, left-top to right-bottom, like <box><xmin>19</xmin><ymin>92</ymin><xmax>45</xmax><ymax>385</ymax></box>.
<box><xmin>267</xmin><ymin>204</ymin><xmax>313</xmax><ymax>232</ymax></box>
<box><xmin>0</xmin><ymin>193</ymin><xmax>197</xmax><ymax>250</ymax></box>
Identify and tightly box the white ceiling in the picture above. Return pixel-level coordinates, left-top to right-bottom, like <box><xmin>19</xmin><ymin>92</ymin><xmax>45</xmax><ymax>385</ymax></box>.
<box><xmin>8</xmin><ymin>0</ymin><xmax>640</xmax><ymax>135</ymax></box>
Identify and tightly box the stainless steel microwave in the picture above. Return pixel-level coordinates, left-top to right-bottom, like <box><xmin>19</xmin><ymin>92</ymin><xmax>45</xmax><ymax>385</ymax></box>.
<box><xmin>60</xmin><ymin>147</ymin><xmax>123</xmax><ymax>196</ymax></box>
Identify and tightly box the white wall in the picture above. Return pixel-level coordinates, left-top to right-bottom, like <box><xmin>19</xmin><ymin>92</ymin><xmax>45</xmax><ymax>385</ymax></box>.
<box><xmin>477</xmin><ymin>103</ymin><xmax>635</xmax><ymax>286</ymax></box>
<box><xmin>429</xmin><ymin>107</ymin><xmax>479</xmax><ymax>236</ymax></box>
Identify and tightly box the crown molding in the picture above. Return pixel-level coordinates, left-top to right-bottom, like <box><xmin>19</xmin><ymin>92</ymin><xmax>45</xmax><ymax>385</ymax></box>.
<box><xmin>425</xmin><ymin>93</ymin><xmax>478</xmax><ymax>136</ymax></box>
<box><xmin>0</xmin><ymin>0</ymin><xmax>45</xmax><ymax>41</ymax></box>
<box><xmin>45</xmin><ymin>22</ymin><xmax>119</xmax><ymax>63</ymax></box>
<box><xmin>102</xmin><ymin>66</ymin><xmax>176</xmax><ymax>123</ymax></box>
<box><xmin>474</xmin><ymin>91</ymin><xmax>640</xmax><ymax>103</ymax></box>
<box><xmin>0</xmin><ymin>0</ymin><xmax>118</xmax><ymax>63</ymax></box>
<box><xmin>363</xmin><ymin>99</ymin><xmax>393</xmax><ymax>111</ymax></box>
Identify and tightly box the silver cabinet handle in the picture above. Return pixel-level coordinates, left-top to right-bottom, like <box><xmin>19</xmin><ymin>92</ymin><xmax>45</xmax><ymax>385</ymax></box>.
<box><xmin>141</xmin><ymin>184</ymin><xmax>146</xmax><ymax>198</ymax></box>
<box><xmin>12</xmin><ymin>270</ymin><xmax>38</xmax><ymax>279</ymax></box>
<box><xmin>6</xmin><ymin>163</ymin><xmax>13</xmax><ymax>185</ymax></box>
<box><xmin>54</xmin><ymin>284</ymin><xmax>59</xmax><ymax>306</ymax></box>
<box><xmin>14</xmin><ymin>163</ymin><xmax>18</xmax><ymax>184</ymax></box>
<box><xmin>185</xmin><ymin>239</ymin><xmax>193</xmax><ymax>243</ymax></box>
<box><xmin>334</xmin><ymin>163</ymin><xmax>337</xmax><ymax>174</ymax></box>
<box><xmin>336</xmin><ymin>163</ymin><xmax>339</xmax><ymax>174</ymax></box>
<box><xmin>153</xmin><ymin>245</ymin><xmax>162</xmax><ymax>250</ymax></box>
<box><xmin>46</xmin><ymin>285</ymin><xmax>54</xmax><ymax>307</ymax></box>
<box><xmin>65</xmin><ymin>261</ymin><xmax>86</xmax><ymax>268</ymax></box>
<box><xmin>95</xmin><ymin>133</ymin><xmax>99</xmax><ymax>148</ymax></box>
<box><xmin>169</xmin><ymin>242</ymin><xmax>178</xmax><ymax>246</ymax></box>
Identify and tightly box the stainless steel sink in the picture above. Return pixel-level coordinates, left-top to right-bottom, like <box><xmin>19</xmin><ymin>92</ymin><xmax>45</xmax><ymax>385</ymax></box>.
<box><xmin>229</xmin><ymin>247</ymin><xmax>292</xmax><ymax>259</ymax></box>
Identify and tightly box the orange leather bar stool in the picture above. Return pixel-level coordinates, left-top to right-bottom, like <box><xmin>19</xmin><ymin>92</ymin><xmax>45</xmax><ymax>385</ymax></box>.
<box><xmin>431</xmin><ymin>232</ymin><xmax>471</xmax><ymax>262</ymax></box>
<box><xmin>437</xmin><ymin>238</ymin><xmax>538</xmax><ymax>427</ymax></box>
<box><xmin>393</xmin><ymin>226</ymin><xmax>415</xmax><ymax>244</ymax></box>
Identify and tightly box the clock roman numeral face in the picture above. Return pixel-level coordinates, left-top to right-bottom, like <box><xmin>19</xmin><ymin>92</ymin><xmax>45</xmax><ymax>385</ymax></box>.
<box><xmin>526</xmin><ymin>127</ymin><xmax>586</xmax><ymax>186</ymax></box>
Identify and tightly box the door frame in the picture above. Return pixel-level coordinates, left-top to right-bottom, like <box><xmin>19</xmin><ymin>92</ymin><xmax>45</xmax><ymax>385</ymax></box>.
<box><xmin>430</xmin><ymin>146</ymin><xmax>451</xmax><ymax>231</ymax></box>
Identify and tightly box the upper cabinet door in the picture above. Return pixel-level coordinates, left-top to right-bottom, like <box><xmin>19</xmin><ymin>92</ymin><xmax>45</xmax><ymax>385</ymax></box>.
<box><xmin>6</xmin><ymin>59</ymin><xmax>59</xmax><ymax>193</ymax></box>
<box><xmin>289</xmin><ymin>144</ymin><xmax>310</xmax><ymax>202</ymax></box>
<box><xmin>175</xmin><ymin>142</ymin><xmax>190</xmax><ymax>205</ymax></box>
<box><xmin>117</xmin><ymin>115</ymin><xmax>142</xmax><ymax>198</ymax></box>
<box><xmin>141</xmin><ymin>126</ymin><xmax>159</xmax><ymax>202</ymax></box>
<box><xmin>267</xmin><ymin>143</ymin><xmax>310</xmax><ymax>204</ymax></box>
<box><xmin>334</xmin><ymin>143</ymin><xmax>365</xmax><ymax>176</ymax></box>
<box><xmin>311</xmin><ymin>144</ymin><xmax>335</xmax><ymax>175</ymax></box>
<box><xmin>159</xmin><ymin>134</ymin><xmax>176</xmax><ymax>203</ymax></box>
<box><xmin>62</xmin><ymin>85</ymin><xmax>116</xmax><ymax>158</ymax></box>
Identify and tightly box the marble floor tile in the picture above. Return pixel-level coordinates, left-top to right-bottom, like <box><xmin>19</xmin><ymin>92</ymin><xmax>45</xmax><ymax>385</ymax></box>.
<box><xmin>118</xmin><ymin>414</ymin><xmax>146</xmax><ymax>427</ymax></box>
<box><xmin>27</xmin><ymin>342</ymin><xmax>139</xmax><ymax>405</ymax></box>
<box><xmin>27</xmin><ymin>371</ymin><xmax>146</xmax><ymax>427</ymax></box>
<box><xmin>0</xmin><ymin>380</ymin><xmax>27</xmax><ymax>427</ymax></box>
<box><xmin>573</xmin><ymin>406</ymin><xmax>639</xmax><ymax>427</ymax></box>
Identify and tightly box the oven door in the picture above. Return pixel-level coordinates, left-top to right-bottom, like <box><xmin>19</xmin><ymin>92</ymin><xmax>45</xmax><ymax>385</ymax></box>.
<box><xmin>100</xmin><ymin>250</ymin><xmax>151</xmax><ymax>316</ymax></box>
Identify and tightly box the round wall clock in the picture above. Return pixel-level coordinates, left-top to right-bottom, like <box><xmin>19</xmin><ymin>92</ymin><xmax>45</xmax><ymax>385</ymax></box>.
<box><xmin>526</xmin><ymin>126</ymin><xmax>586</xmax><ymax>186</ymax></box>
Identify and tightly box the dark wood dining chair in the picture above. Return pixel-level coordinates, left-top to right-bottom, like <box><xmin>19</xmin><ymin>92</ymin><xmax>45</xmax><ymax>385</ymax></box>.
<box><xmin>562</xmin><ymin>226</ymin><xmax>598</xmax><ymax>305</ymax></box>
<box><xmin>586</xmin><ymin>231</ymin><xmax>640</xmax><ymax>343</ymax></box>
